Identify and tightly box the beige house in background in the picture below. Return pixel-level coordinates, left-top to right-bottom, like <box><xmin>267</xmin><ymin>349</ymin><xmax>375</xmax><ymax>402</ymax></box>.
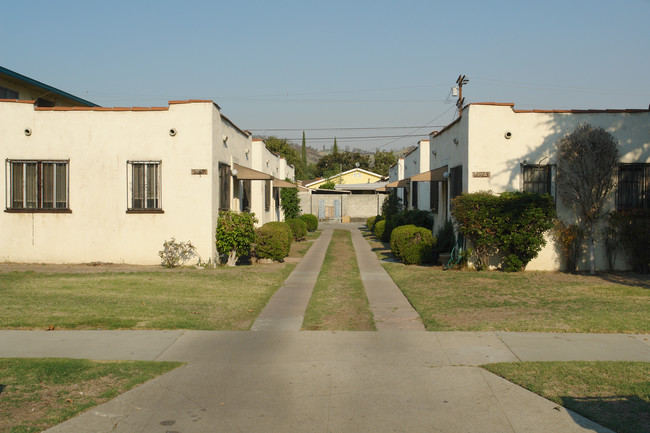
<box><xmin>1</xmin><ymin>94</ymin><xmax>294</xmax><ymax>265</ymax></box>
<box><xmin>388</xmin><ymin>102</ymin><xmax>650</xmax><ymax>271</ymax></box>
<box><xmin>304</xmin><ymin>167</ymin><xmax>384</xmax><ymax>190</ymax></box>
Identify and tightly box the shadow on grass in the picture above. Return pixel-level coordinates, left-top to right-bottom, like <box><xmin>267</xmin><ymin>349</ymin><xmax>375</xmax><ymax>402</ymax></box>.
<box><xmin>596</xmin><ymin>272</ymin><xmax>650</xmax><ymax>290</ymax></box>
<box><xmin>561</xmin><ymin>394</ymin><xmax>650</xmax><ymax>433</ymax></box>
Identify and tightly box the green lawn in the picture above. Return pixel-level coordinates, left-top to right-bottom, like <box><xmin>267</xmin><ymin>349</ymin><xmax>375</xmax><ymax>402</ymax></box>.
<box><xmin>0</xmin><ymin>358</ymin><xmax>182</xmax><ymax>433</ymax></box>
<box><xmin>303</xmin><ymin>229</ymin><xmax>374</xmax><ymax>330</ymax></box>
<box><xmin>362</xmin><ymin>229</ymin><xmax>650</xmax><ymax>333</ymax></box>
<box><xmin>483</xmin><ymin>361</ymin><xmax>650</xmax><ymax>433</ymax></box>
<box><xmin>0</xmin><ymin>264</ymin><xmax>296</xmax><ymax>330</ymax></box>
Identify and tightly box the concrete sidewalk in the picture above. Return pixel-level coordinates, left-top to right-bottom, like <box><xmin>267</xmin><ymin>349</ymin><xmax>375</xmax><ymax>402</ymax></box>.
<box><xmin>1</xmin><ymin>330</ymin><xmax>647</xmax><ymax>432</ymax></box>
<box><xmin>251</xmin><ymin>228</ymin><xmax>333</xmax><ymax>331</ymax></box>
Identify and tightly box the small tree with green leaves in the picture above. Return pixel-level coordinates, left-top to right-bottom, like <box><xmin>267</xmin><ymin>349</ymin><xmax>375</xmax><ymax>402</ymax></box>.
<box><xmin>280</xmin><ymin>187</ymin><xmax>300</xmax><ymax>219</ymax></box>
<box><xmin>556</xmin><ymin>123</ymin><xmax>619</xmax><ymax>275</ymax></box>
<box><xmin>215</xmin><ymin>211</ymin><xmax>258</xmax><ymax>266</ymax></box>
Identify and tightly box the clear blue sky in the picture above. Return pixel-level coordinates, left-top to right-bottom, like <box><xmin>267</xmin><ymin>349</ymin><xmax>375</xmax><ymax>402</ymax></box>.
<box><xmin>2</xmin><ymin>0</ymin><xmax>649</xmax><ymax>152</ymax></box>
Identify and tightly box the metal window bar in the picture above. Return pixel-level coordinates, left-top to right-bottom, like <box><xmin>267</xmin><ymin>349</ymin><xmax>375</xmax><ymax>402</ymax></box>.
<box><xmin>617</xmin><ymin>164</ymin><xmax>648</xmax><ymax>211</ymax></box>
<box><xmin>6</xmin><ymin>160</ymin><xmax>69</xmax><ymax>210</ymax></box>
<box><xmin>523</xmin><ymin>164</ymin><xmax>552</xmax><ymax>195</ymax></box>
<box><xmin>128</xmin><ymin>161</ymin><xmax>162</xmax><ymax>210</ymax></box>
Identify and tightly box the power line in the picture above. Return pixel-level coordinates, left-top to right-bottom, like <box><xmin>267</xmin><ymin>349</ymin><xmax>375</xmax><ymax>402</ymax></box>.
<box><xmin>252</xmin><ymin>126</ymin><xmax>446</xmax><ymax>132</ymax></box>
<box><xmin>275</xmin><ymin>134</ymin><xmax>432</xmax><ymax>142</ymax></box>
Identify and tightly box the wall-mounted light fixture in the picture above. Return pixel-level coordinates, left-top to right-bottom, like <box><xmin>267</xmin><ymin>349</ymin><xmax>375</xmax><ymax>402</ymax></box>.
<box><xmin>443</xmin><ymin>171</ymin><xmax>450</xmax><ymax>178</ymax></box>
<box><xmin>453</xmin><ymin>137</ymin><xmax>459</xmax><ymax>145</ymax></box>
<box><xmin>222</xmin><ymin>135</ymin><xmax>229</xmax><ymax>143</ymax></box>
<box><xmin>231</xmin><ymin>168</ymin><xmax>238</xmax><ymax>177</ymax></box>
<box><xmin>245</xmin><ymin>149</ymin><xmax>249</xmax><ymax>155</ymax></box>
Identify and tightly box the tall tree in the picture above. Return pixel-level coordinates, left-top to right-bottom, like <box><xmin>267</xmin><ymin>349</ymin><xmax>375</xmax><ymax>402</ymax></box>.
<box><xmin>314</xmin><ymin>151</ymin><xmax>371</xmax><ymax>178</ymax></box>
<box><xmin>301</xmin><ymin>131</ymin><xmax>307</xmax><ymax>165</ymax></box>
<box><xmin>556</xmin><ymin>123</ymin><xmax>619</xmax><ymax>274</ymax></box>
<box><xmin>332</xmin><ymin>138</ymin><xmax>338</xmax><ymax>154</ymax></box>
<box><xmin>372</xmin><ymin>150</ymin><xmax>398</xmax><ymax>177</ymax></box>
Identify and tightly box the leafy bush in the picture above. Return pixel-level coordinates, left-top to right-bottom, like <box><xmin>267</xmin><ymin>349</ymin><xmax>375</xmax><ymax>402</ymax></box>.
<box><xmin>318</xmin><ymin>180</ymin><xmax>336</xmax><ymax>190</ymax></box>
<box><xmin>255</xmin><ymin>223</ymin><xmax>292</xmax><ymax>261</ymax></box>
<box><xmin>215</xmin><ymin>211</ymin><xmax>258</xmax><ymax>266</ymax></box>
<box><xmin>390</xmin><ymin>225</ymin><xmax>434</xmax><ymax>265</ymax></box>
<box><xmin>381</xmin><ymin>194</ymin><xmax>403</xmax><ymax>219</ymax></box>
<box><xmin>158</xmin><ymin>237</ymin><xmax>197</xmax><ymax>268</ymax></box>
<box><xmin>280</xmin><ymin>187</ymin><xmax>300</xmax><ymax>219</ymax></box>
<box><xmin>366</xmin><ymin>216</ymin><xmax>376</xmax><ymax>230</ymax></box>
<box><xmin>452</xmin><ymin>191</ymin><xmax>555</xmax><ymax>271</ymax></box>
<box><xmin>498</xmin><ymin>192</ymin><xmax>556</xmax><ymax>272</ymax></box>
<box><xmin>381</xmin><ymin>218</ymin><xmax>394</xmax><ymax>243</ymax></box>
<box><xmin>374</xmin><ymin>219</ymin><xmax>386</xmax><ymax>240</ymax></box>
<box><xmin>286</xmin><ymin>218</ymin><xmax>308</xmax><ymax>241</ymax></box>
<box><xmin>264</xmin><ymin>221</ymin><xmax>293</xmax><ymax>246</ymax></box>
<box><xmin>434</xmin><ymin>221</ymin><xmax>456</xmax><ymax>254</ymax></box>
<box><xmin>299</xmin><ymin>213</ymin><xmax>318</xmax><ymax>232</ymax></box>
<box><xmin>553</xmin><ymin>219</ymin><xmax>583</xmax><ymax>272</ymax></box>
<box><xmin>609</xmin><ymin>210</ymin><xmax>650</xmax><ymax>273</ymax></box>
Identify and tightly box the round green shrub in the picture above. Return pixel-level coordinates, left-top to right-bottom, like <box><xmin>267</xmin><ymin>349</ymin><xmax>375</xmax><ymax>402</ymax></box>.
<box><xmin>285</xmin><ymin>218</ymin><xmax>308</xmax><ymax>241</ymax></box>
<box><xmin>374</xmin><ymin>219</ymin><xmax>386</xmax><ymax>240</ymax></box>
<box><xmin>264</xmin><ymin>221</ymin><xmax>293</xmax><ymax>246</ymax></box>
<box><xmin>299</xmin><ymin>213</ymin><xmax>318</xmax><ymax>232</ymax></box>
<box><xmin>390</xmin><ymin>225</ymin><xmax>434</xmax><ymax>265</ymax></box>
<box><xmin>255</xmin><ymin>224</ymin><xmax>291</xmax><ymax>261</ymax></box>
<box><xmin>366</xmin><ymin>216</ymin><xmax>376</xmax><ymax>230</ymax></box>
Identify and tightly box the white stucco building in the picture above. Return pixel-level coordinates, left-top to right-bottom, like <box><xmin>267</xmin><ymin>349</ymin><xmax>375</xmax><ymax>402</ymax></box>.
<box><xmin>1</xmin><ymin>99</ymin><xmax>294</xmax><ymax>265</ymax></box>
<box><xmin>389</xmin><ymin>102</ymin><xmax>650</xmax><ymax>271</ymax></box>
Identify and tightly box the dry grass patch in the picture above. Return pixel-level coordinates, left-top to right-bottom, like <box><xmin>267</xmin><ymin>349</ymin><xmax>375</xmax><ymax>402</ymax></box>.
<box><xmin>0</xmin><ymin>358</ymin><xmax>181</xmax><ymax>432</ymax></box>
<box><xmin>484</xmin><ymin>361</ymin><xmax>650</xmax><ymax>433</ymax></box>
<box><xmin>303</xmin><ymin>229</ymin><xmax>374</xmax><ymax>331</ymax></box>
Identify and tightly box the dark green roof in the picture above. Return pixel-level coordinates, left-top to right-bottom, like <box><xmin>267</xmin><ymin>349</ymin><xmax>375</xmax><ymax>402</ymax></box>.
<box><xmin>0</xmin><ymin>66</ymin><xmax>99</xmax><ymax>107</ymax></box>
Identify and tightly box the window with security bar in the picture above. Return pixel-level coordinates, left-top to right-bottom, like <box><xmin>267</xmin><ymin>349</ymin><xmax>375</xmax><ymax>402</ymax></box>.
<box><xmin>6</xmin><ymin>160</ymin><xmax>69</xmax><ymax>211</ymax></box>
<box><xmin>127</xmin><ymin>161</ymin><xmax>162</xmax><ymax>212</ymax></box>
<box><xmin>617</xmin><ymin>163</ymin><xmax>649</xmax><ymax>211</ymax></box>
<box><xmin>522</xmin><ymin>164</ymin><xmax>554</xmax><ymax>196</ymax></box>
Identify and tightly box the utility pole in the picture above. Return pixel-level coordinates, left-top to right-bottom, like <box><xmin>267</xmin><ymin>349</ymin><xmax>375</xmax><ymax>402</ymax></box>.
<box><xmin>455</xmin><ymin>75</ymin><xmax>469</xmax><ymax>117</ymax></box>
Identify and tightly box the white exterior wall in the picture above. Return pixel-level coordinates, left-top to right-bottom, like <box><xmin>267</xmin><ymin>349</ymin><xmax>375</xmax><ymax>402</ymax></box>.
<box><xmin>0</xmin><ymin>100</ymin><xmax>267</xmax><ymax>265</ymax></box>
<box><xmin>429</xmin><ymin>103</ymin><xmax>650</xmax><ymax>271</ymax></box>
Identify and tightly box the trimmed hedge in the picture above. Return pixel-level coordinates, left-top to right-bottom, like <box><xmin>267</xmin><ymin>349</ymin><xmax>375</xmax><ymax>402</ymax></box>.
<box><xmin>366</xmin><ymin>216</ymin><xmax>377</xmax><ymax>230</ymax></box>
<box><xmin>374</xmin><ymin>219</ymin><xmax>386</xmax><ymax>240</ymax></box>
<box><xmin>390</xmin><ymin>225</ymin><xmax>435</xmax><ymax>265</ymax></box>
<box><xmin>299</xmin><ymin>213</ymin><xmax>318</xmax><ymax>232</ymax></box>
<box><xmin>286</xmin><ymin>218</ymin><xmax>308</xmax><ymax>241</ymax></box>
<box><xmin>255</xmin><ymin>223</ymin><xmax>292</xmax><ymax>261</ymax></box>
<box><xmin>264</xmin><ymin>221</ymin><xmax>293</xmax><ymax>246</ymax></box>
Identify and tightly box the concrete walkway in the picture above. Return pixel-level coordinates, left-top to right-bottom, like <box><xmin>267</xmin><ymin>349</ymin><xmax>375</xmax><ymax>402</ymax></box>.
<box><xmin>1</xmin><ymin>330</ymin><xmax>648</xmax><ymax>432</ymax></box>
<box><xmin>2</xmin><ymin>223</ymin><xmax>649</xmax><ymax>432</ymax></box>
<box><xmin>251</xmin><ymin>228</ymin><xmax>333</xmax><ymax>331</ymax></box>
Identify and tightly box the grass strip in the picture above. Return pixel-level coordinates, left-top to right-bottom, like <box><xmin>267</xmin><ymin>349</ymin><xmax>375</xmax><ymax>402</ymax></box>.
<box><xmin>483</xmin><ymin>361</ymin><xmax>650</xmax><ymax>433</ymax></box>
<box><xmin>0</xmin><ymin>357</ymin><xmax>182</xmax><ymax>433</ymax></box>
<box><xmin>303</xmin><ymin>229</ymin><xmax>374</xmax><ymax>330</ymax></box>
<box><xmin>361</xmin><ymin>229</ymin><xmax>650</xmax><ymax>333</ymax></box>
<box><xmin>0</xmin><ymin>264</ymin><xmax>295</xmax><ymax>331</ymax></box>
